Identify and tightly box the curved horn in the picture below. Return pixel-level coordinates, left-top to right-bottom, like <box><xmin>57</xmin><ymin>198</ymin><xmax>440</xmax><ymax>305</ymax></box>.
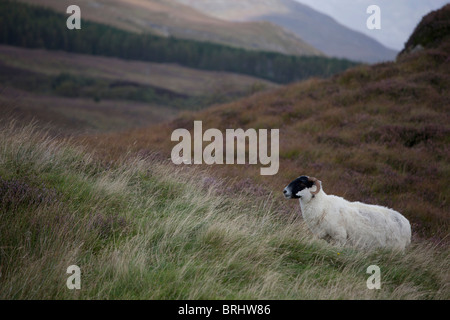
<box><xmin>308</xmin><ymin>176</ymin><xmax>321</xmax><ymax>195</ymax></box>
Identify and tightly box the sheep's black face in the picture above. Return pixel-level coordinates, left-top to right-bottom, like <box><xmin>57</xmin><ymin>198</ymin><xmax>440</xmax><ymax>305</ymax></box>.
<box><xmin>283</xmin><ymin>176</ymin><xmax>314</xmax><ymax>199</ymax></box>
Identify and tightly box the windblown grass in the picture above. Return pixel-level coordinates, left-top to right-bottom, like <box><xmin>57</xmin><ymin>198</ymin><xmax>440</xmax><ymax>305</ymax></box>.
<box><xmin>0</xmin><ymin>123</ymin><xmax>448</xmax><ymax>299</ymax></box>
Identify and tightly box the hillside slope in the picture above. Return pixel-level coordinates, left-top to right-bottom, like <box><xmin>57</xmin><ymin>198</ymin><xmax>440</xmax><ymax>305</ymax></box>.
<box><xmin>176</xmin><ymin>0</ymin><xmax>398</xmax><ymax>63</ymax></box>
<box><xmin>0</xmin><ymin>45</ymin><xmax>276</xmax><ymax>134</ymax></box>
<box><xmin>84</xmin><ymin>5</ymin><xmax>450</xmax><ymax>239</ymax></box>
<box><xmin>0</xmin><ymin>45</ymin><xmax>276</xmax><ymax>97</ymax></box>
<box><xmin>18</xmin><ymin>0</ymin><xmax>322</xmax><ymax>57</ymax></box>
<box><xmin>0</xmin><ymin>123</ymin><xmax>448</xmax><ymax>299</ymax></box>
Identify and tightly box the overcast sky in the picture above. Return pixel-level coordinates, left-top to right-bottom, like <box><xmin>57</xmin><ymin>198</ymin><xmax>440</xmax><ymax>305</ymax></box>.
<box><xmin>294</xmin><ymin>0</ymin><xmax>449</xmax><ymax>50</ymax></box>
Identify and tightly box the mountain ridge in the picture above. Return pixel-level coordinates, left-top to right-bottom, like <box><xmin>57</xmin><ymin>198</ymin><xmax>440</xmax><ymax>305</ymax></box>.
<box><xmin>18</xmin><ymin>0</ymin><xmax>323</xmax><ymax>57</ymax></box>
<box><xmin>176</xmin><ymin>0</ymin><xmax>398</xmax><ymax>63</ymax></box>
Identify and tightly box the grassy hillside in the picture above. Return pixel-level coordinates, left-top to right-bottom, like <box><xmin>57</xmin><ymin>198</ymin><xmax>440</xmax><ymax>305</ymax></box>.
<box><xmin>1</xmin><ymin>4</ymin><xmax>448</xmax><ymax>301</ymax></box>
<box><xmin>18</xmin><ymin>0</ymin><xmax>322</xmax><ymax>57</ymax></box>
<box><xmin>0</xmin><ymin>123</ymin><xmax>448</xmax><ymax>299</ymax></box>
<box><xmin>83</xmin><ymin>6</ymin><xmax>450</xmax><ymax>240</ymax></box>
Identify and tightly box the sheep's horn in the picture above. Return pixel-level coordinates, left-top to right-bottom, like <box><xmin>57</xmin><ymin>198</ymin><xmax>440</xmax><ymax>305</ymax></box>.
<box><xmin>308</xmin><ymin>176</ymin><xmax>321</xmax><ymax>195</ymax></box>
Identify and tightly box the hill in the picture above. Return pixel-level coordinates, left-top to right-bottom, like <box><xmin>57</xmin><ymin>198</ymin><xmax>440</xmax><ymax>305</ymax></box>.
<box><xmin>0</xmin><ymin>45</ymin><xmax>276</xmax><ymax>97</ymax></box>
<box><xmin>0</xmin><ymin>123</ymin><xmax>448</xmax><ymax>299</ymax></box>
<box><xmin>175</xmin><ymin>0</ymin><xmax>398</xmax><ymax>63</ymax></box>
<box><xmin>17</xmin><ymin>0</ymin><xmax>322</xmax><ymax>57</ymax></box>
<box><xmin>1</xmin><ymin>0</ymin><xmax>357</xmax><ymax>84</ymax></box>
<box><xmin>0</xmin><ymin>45</ymin><xmax>276</xmax><ymax>134</ymax></box>
<box><xmin>83</xmin><ymin>5</ymin><xmax>450</xmax><ymax>240</ymax></box>
<box><xmin>290</xmin><ymin>0</ymin><xmax>450</xmax><ymax>52</ymax></box>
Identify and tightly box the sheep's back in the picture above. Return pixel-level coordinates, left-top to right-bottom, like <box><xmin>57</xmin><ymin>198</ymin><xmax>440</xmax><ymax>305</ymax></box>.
<box><xmin>348</xmin><ymin>201</ymin><xmax>411</xmax><ymax>249</ymax></box>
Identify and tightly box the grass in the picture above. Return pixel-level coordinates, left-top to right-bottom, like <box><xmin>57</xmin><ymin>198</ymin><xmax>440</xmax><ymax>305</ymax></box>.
<box><xmin>0</xmin><ymin>122</ymin><xmax>448</xmax><ymax>299</ymax></box>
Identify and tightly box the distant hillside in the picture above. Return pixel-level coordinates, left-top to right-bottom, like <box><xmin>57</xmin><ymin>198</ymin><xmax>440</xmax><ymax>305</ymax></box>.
<box><xmin>0</xmin><ymin>45</ymin><xmax>276</xmax><ymax>98</ymax></box>
<box><xmin>0</xmin><ymin>45</ymin><xmax>277</xmax><ymax>134</ymax></box>
<box><xmin>176</xmin><ymin>0</ymin><xmax>398</xmax><ymax>63</ymax></box>
<box><xmin>1</xmin><ymin>0</ymin><xmax>357</xmax><ymax>84</ymax></box>
<box><xmin>18</xmin><ymin>0</ymin><xmax>322</xmax><ymax>57</ymax></box>
<box><xmin>84</xmin><ymin>5</ymin><xmax>450</xmax><ymax>239</ymax></box>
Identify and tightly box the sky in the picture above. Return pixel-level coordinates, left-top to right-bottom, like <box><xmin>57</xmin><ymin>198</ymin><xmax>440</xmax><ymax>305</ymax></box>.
<box><xmin>294</xmin><ymin>0</ymin><xmax>449</xmax><ymax>50</ymax></box>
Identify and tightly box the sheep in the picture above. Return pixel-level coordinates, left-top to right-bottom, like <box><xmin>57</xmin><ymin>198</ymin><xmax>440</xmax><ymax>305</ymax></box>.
<box><xmin>283</xmin><ymin>176</ymin><xmax>411</xmax><ymax>250</ymax></box>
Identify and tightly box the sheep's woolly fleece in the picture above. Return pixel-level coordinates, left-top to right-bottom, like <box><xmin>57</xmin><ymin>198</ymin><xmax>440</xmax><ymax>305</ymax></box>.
<box><xmin>283</xmin><ymin>176</ymin><xmax>411</xmax><ymax>250</ymax></box>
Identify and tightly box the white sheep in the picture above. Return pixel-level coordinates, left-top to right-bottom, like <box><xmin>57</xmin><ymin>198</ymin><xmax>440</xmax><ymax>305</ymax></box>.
<box><xmin>283</xmin><ymin>176</ymin><xmax>411</xmax><ymax>250</ymax></box>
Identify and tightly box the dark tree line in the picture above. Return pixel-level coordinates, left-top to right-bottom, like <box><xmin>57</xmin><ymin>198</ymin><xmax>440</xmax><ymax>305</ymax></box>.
<box><xmin>0</xmin><ymin>0</ymin><xmax>358</xmax><ymax>84</ymax></box>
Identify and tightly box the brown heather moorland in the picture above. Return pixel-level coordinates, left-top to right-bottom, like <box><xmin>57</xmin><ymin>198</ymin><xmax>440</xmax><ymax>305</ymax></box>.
<box><xmin>82</xmin><ymin>5</ymin><xmax>450</xmax><ymax>241</ymax></box>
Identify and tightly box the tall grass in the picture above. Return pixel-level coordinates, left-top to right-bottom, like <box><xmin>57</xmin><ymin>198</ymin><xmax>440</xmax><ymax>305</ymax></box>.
<box><xmin>0</xmin><ymin>123</ymin><xmax>448</xmax><ymax>299</ymax></box>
